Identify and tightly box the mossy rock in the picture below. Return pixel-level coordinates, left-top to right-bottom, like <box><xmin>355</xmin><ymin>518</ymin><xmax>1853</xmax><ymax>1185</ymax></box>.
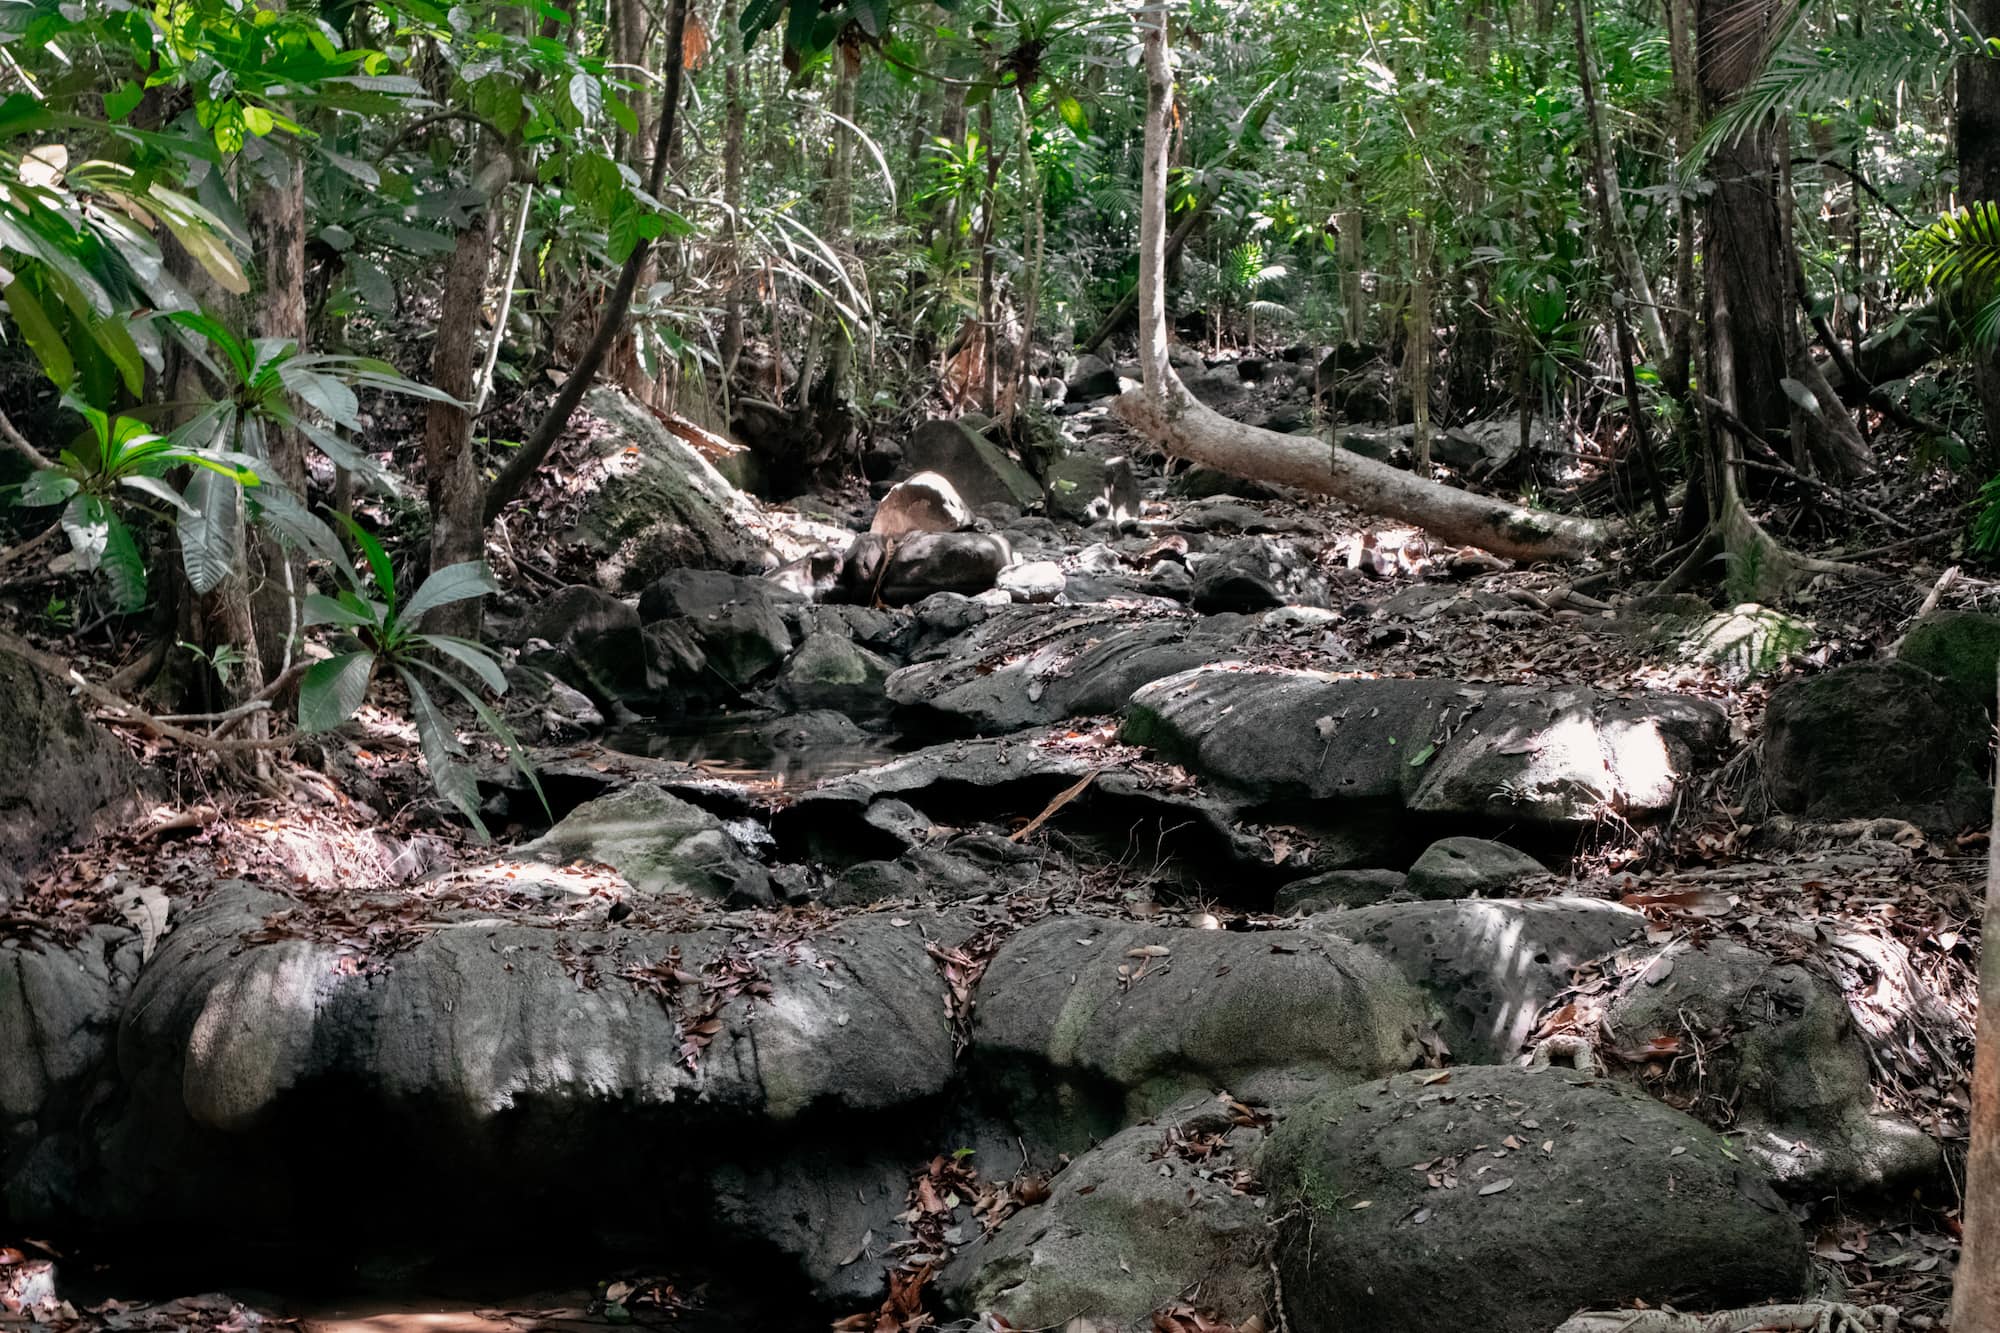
<box><xmin>1899</xmin><ymin>610</ymin><xmax>2000</xmax><ymax>706</ymax></box>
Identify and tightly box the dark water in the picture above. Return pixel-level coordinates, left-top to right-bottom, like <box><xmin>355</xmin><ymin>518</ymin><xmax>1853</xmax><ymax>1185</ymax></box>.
<box><xmin>600</xmin><ymin>715</ymin><xmax>906</xmax><ymax>788</ymax></box>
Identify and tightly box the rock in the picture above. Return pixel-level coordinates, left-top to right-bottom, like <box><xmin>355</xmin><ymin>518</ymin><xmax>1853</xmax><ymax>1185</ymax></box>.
<box><xmin>1321</xmin><ymin>898</ymin><xmax>1643</xmax><ymax>1061</ymax></box>
<box><xmin>708</xmin><ymin>1140</ymin><xmax>916</xmax><ymax>1305</ymax></box>
<box><xmin>1</xmin><ymin>925</ymin><xmax>142</xmax><ymax>1216</ymax></box>
<box><xmin>765</xmin><ymin>549</ymin><xmax>843</xmax><ymax>602</ymax></box>
<box><xmin>1898</xmin><ymin>609</ymin><xmax>2000</xmax><ymax>704</ymax></box>
<box><xmin>1434</xmin><ymin>417</ymin><xmax>1546</xmax><ymax>474</ymax></box>
<box><xmin>1600</xmin><ymin>938</ymin><xmax>1939</xmax><ymax>1192</ymax></box>
<box><xmin>899</xmin><ymin>418</ymin><xmax>1042</xmax><ymax>513</ymax></box>
<box><xmin>1124</xmin><ymin>667</ymin><xmax>1728</xmax><ymax>829</ymax></box>
<box><xmin>88</xmin><ymin>883</ymin><xmax>957</xmax><ymax>1233</ymax></box>
<box><xmin>1404</xmin><ymin>837</ymin><xmax>1546</xmax><ymax>899</ymax></box>
<box><xmin>1045</xmin><ymin>452</ymin><xmax>1141</xmax><ymax>524</ymax></box>
<box><xmin>1338</xmin><ymin>423</ymin><xmax>1414</xmax><ymax>465</ymax></box>
<box><xmin>943</xmin><ymin>1110</ymin><xmax>1273</xmax><ymax>1332</ymax></box>
<box><xmin>800</xmin><ymin>605</ymin><xmax>917</xmax><ymax>660</ymax></box>
<box><xmin>1168</xmin><ymin>466</ymin><xmax>1282</xmax><ymax>501</ymax></box>
<box><xmin>570</xmin><ymin>386</ymin><xmax>774</xmax><ymax>587</ymax></box>
<box><xmin>1184</xmin><ymin>364</ymin><xmax>1248</xmax><ymax>408</ymax></box>
<box><xmin>537</xmin><ymin>678</ymin><xmax>605</xmax><ymax>740</ymax></box>
<box><xmin>1066</xmin><ymin>353</ymin><xmax>1123</xmax><ymax>401</ymax></box>
<box><xmin>1262</xmin><ymin>1067</ymin><xmax>1808</xmax><ymax>1333</ymax></box>
<box><xmin>514</xmin><ymin>586</ymin><xmax>663</xmax><ymax>715</ymax></box>
<box><xmin>777</xmin><ymin>631</ymin><xmax>894</xmax><ymax>716</ymax></box>
<box><xmin>972</xmin><ymin>915</ymin><xmax>1427</xmax><ymax>1122</ymax></box>
<box><xmin>0</xmin><ymin>648</ymin><xmax>145</xmax><ymax>881</ymax></box>
<box><xmin>860</xmin><ymin>438</ymin><xmax>903</xmax><ymax>483</ymax></box>
<box><xmin>1191</xmin><ymin>538</ymin><xmax>1327</xmax><ymax>612</ymax></box>
<box><xmin>870</xmin><ymin>472</ymin><xmax>972</xmax><ymax>538</ymax></box>
<box><xmin>886</xmin><ymin>607</ymin><xmax>1235</xmax><ymax>735</ymax></box>
<box><xmin>518</xmin><ymin>783</ymin><xmax>772</xmax><ymax>904</ymax></box>
<box><xmin>637</xmin><ymin>569</ymin><xmax>798</xmax><ymax>688</ymax></box>
<box><xmin>995</xmin><ymin>560</ymin><xmax>1066</xmax><ymax>604</ymax></box>
<box><xmin>1276</xmin><ymin>869</ymin><xmax>1409</xmax><ymax>914</ymax></box>
<box><xmin>843</xmin><ymin>532</ymin><xmax>1013</xmax><ymax>607</ymax></box>
<box><xmin>1762</xmin><ymin>661</ymin><xmax>1991</xmax><ymax>830</ymax></box>
<box><xmin>828</xmin><ymin>832</ymin><xmax>1044</xmax><ymax>907</ymax></box>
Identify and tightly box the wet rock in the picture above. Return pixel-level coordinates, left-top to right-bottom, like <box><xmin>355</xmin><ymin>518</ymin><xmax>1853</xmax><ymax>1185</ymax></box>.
<box><xmin>943</xmin><ymin>1109</ymin><xmax>1273</xmax><ymax>1332</ymax></box>
<box><xmin>1045</xmin><ymin>452</ymin><xmax>1141</xmax><ymax>524</ymax></box>
<box><xmin>842</xmin><ymin>533</ymin><xmax>1013</xmax><ymax>606</ymax></box>
<box><xmin>1125</xmin><ymin>667</ymin><xmax>1727</xmax><ymax>828</ymax></box>
<box><xmin>1066</xmin><ymin>353</ymin><xmax>1123</xmax><ymax>401</ymax></box>
<box><xmin>1321</xmin><ymin>898</ymin><xmax>1642</xmax><ymax>1061</ymax></box>
<box><xmin>996</xmin><ymin>560</ymin><xmax>1066</xmax><ymax>604</ymax></box>
<box><xmin>870</xmin><ymin>472</ymin><xmax>972</xmax><ymax>538</ymax></box>
<box><xmin>519</xmin><ymin>783</ymin><xmax>772</xmax><ymax>904</ymax></box>
<box><xmin>1404</xmin><ymin>837</ymin><xmax>1546</xmax><ymax>899</ymax></box>
<box><xmin>1601</xmin><ymin>938</ymin><xmax>1939</xmax><ymax>1192</ymax></box>
<box><xmin>777</xmin><ymin>631</ymin><xmax>894</xmax><ymax>716</ymax></box>
<box><xmin>1191</xmin><ymin>538</ymin><xmax>1327</xmax><ymax>612</ymax></box>
<box><xmin>800</xmin><ymin>605</ymin><xmax>917</xmax><ymax>660</ymax></box>
<box><xmin>570</xmin><ymin>387</ymin><xmax>773</xmax><ymax>587</ymax></box>
<box><xmin>899</xmin><ymin>418</ymin><xmax>1042</xmax><ymax>513</ymax></box>
<box><xmin>1</xmin><ymin>925</ymin><xmax>142</xmax><ymax>1216</ymax></box>
<box><xmin>973</xmin><ymin>915</ymin><xmax>1427</xmax><ymax>1119</ymax></box>
<box><xmin>1762</xmin><ymin>661</ymin><xmax>1991</xmax><ymax>830</ymax></box>
<box><xmin>912</xmin><ymin>591</ymin><xmax>990</xmax><ymax>641</ymax></box>
<box><xmin>1276</xmin><ymin>869</ymin><xmax>1409</xmax><ymax>914</ymax></box>
<box><xmin>886</xmin><ymin>607</ymin><xmax>1235</xmax><ymax>734</ymax></box>
<box><xmin>0</xmin><ymin>648</ymin><xmax>146</xmax><ymax>884</ymax></box>
<box><xmin>1260</xmin><ymin>1066</ymin><xmax>1808</xmax><ymax>1333</ymax></box>
<box><xmin>1898</xmin><ymin>609</ymin><xmax>2000</xmax><ymax>705</ymax></box>
<box><xmin>637</xmin><ymin>569</ymin><xmax>798</xmax><ymax>688</ymax></box>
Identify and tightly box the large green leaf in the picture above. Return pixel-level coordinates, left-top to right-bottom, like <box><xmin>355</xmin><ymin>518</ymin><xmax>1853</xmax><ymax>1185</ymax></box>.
<box><xmin>250</xmin><ymin>483</ymin><xmax>358</xmax><ymax>588</ymax></box>
<box><xmin>99</xmin><ymin>508</ymin><xmax>147</xmax><ymax>612</ymax></box>
<box><xmin>4</xmin><ymin>277</ymin><xmax>73</xmax><ymax>388</ymax></box>
<box><xmin>416</xmin><ymin>632</ymin><xmax>507</xmax><ymax>694</ymax></box>
<box><xmin>299</xmin><ymin>650</ymin><xmax>376</xmax><ymax>732</ymax></box>
<box><xmin>19</xmin><ymin>468</ymin><xmax>77</xmax><ymax>506</ymax></box>
<box><xmin>409</xmin><ymin>657</ymin><xmax>547</xmax><ymax>820</ymax></box>
<box><xmin>177</xmin><ymin>467</ymin><xmax>241</xmax><ymax>596</ymax></box>
<box><xmin>395</xmin><ymin>665</ymin><xmax>488</xmax><ymax>840</ymax></box>
<box><xmin>399</xmin><ymin>561</ymin><xmax>498</xmax><ymax>624</ymax></box>
<box><xmin>332</xmin><ymin>511</ymin><xmax>396</xmax><ymax>613</ymax></box>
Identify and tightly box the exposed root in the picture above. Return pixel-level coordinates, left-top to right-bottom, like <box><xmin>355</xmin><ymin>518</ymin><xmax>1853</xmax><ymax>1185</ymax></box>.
<box><xmin>1554</xmin><ymin>1303</ymin><xmax>1899</xmax><ymax>1333</ymax></box>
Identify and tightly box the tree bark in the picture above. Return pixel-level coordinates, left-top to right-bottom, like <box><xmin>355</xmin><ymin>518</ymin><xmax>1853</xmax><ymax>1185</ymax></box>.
<box><xmin>1954</xmin><ymin>695</ymin><xmax>2000</xmax><ymax>1332</ymax></box>
<box><xmin>1958</xmin><ymin>0</ymin><xmax>2000</xmax><ymax>465</ymax></box>
<box><xmin>1116</xmin><ymin>14</ymin><xmax>1607</xmax><ymax>563</ymax></box>
<box><xmin>423</xmin><ymin>156</ymin><xmax>498</xmax><ymax>636</ymax></box>
<box><xmin>245</xmin><ymin>143</ymin><xmax>308</xmax><ymax>681</ymax></box>
<box><xmin>719</xmin><ymin>0</ymin><xmax>746</xmax><ymax>378</ymax></box>
<box><xmin>1573</xmin><ymin>0</ymin><xmax>1671</xmax><ymax>361</ymax></box>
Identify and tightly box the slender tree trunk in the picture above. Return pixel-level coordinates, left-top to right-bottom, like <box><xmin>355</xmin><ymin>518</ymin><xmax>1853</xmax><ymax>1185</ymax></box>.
<box><xmin>424</xmin><ymin>154</ymin><xmax>498</xmax><ymax>636</ymax></box>
<box><xmin>977</xmin><ymin>93</ymin><xmax>1000</xmax><ymax>415</ymax></box>
<box><xmin>1955</xmin><ymin>697</ymin><xmax>2000</xmax><ymax>1333</ymax></box>
<box><xmin>1119</xmin><ymin>10</ymin><xmax>1606</xmax><ymax>562</ymax></box>
<box><xmin>720</xmin><ymin>0</ymin><xmax>746</xmax><ymax>378</ymax></box>
<box><xmin>1663</xmin><ymin>0</ymin><xmax>1701</xmax><ymax>402</ymax></box>
<box><xmin>245</xmin><ymin>144</ymin><xmax>308</xmax><ymax>683</ymax></box>
<box><xmin>1574</xmin><ymin>0</ymin><xmax>1671</xmax><ymax>360</ymax></box>
<box><xmin>1958</xmin><ymin>0</ymin><xmax>2000</xmax><ymax>465</ymax></box>
<box><xmin>1006</xmin><ymin>86</ymin><xmax>1045</xmax><ymax>422</ymax></box>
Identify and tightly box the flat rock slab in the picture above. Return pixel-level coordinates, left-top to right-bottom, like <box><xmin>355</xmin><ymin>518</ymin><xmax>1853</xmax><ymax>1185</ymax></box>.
<box><xmin>972</xmin><ymin>915</ymin><xmax>1427</xmax><ymax>1116</ymax></box>
<box><xmin>1320</xmin><ymin>898</ymin><xmax>1643</xmax><ymax>1062</ymax></box>
<box><xmin>1260</xmin><ymin>1066</ymin><xmax>1808</xmax><ymax>1333</ymax></box>
<box><xmin>1123</xmin><ymin>666</ymin><xmax>1727</xmax><ymax>827</ymax></box>
<box><xmin>885</xmin><ymin>606</ymin><xmax>1237</xmax><ymax>735</ymax></box>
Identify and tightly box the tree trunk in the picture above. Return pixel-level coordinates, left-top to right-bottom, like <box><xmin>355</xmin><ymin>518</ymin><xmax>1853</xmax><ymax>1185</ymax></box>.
<box><xmin>245</xmin><ymin>143</ymin><xmax>308</xmax><ymax>682</ymax></box>
<box><xmin>720</xmin><ymin>0</ymin><xmax>746</xmax><ymax>379</ymax></box>
<box><xmin>423</xmin><ymin>160</ymin><xmax>498</xmax><ymax>636</ymax></box>
<box><xmin>1958</xmin><ymin>0</ymin><xmax>2000</xmax><ymax>465</ymax></box>
<box><xmin>1953</xmin><ymin>702</ymin><xmax>2000</xmax><ymax>1332</ymax></box>
<box><xmin>1117</xmin><ymin>14</ymin><xmax>1607</xmax><ymax>563</ymax></box>
<box><xmin>1573</xmin><ymin>0</ymin><xmax>1671</xmax><ymax>361</ymax></box>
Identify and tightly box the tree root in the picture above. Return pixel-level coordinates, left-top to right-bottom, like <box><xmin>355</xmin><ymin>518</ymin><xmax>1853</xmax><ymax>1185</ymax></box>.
<box><xmin>1555</xmin><ymin>1303</ymin><xmax>1898</xmax><ymax>1333</ymax></box>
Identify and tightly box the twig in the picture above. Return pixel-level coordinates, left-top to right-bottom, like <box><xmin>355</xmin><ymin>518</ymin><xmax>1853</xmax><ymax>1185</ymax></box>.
<box><xmin>473</xmin><ymin>183</ymin><xmax>535</xmax><ymax>416</ymax></box>
<box><xmin>0</xmin><ymin>403</ymin><xmax>51</xmax><ymax>469</ymax></box>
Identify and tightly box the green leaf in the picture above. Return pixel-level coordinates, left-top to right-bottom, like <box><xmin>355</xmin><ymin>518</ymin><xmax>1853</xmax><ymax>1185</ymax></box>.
<box><xmin>19</xmin><ymin>469</ymin><xmax>77</xmax><ymax>506</ymax></box>
<box><xmin>178</xmin><ymin>467</ymin><xmax>241</xmax><ymax>596</ymax></box>
<box><xmin>250</xmin><ymin>483</ymin><xmax>358</xmax><ymax>588</ymax></box>
<box><xmin>285</xmin><ymin>367</ymin><xmax>361</xmax><ymax>427</ymax></box>
<box><xmin>119</xmin><ymin>473</ymin><xmax>196</xmax><ymax>515</ymax></box>
<box><xmin>400</xmin><ymin>561</ymin><xmax>498</xmax><ymax>624</ymax></box>
<box><xmin>103</xmin><ymin>81</ymin><xmax>144</xmax><ymax>121</ymax></box>
<box><xmin>301</xmin><ymin>592</ymin><xmax>377</xmax><ymax>629</ymax></box>
<box><xmin>333</xmin><ymin>511</ymin><xmax>396</xmax><ymax>614</ymax></box>
<box><xmin>1056</xmin><ymin>94</ymin><xmax>1088</xmax><ymax>133</ymax></box>
<box><xmin>148</xmin><ymin>187</ymin><xmax>249</xmax><ymax>295</ymax></box>
<box><xmin>410</xmin><ymin>656</ymin><xmax>547</xmax><ymax>822</ymax></box>
<box><xmin>395</xmin><ymin>665</ymin><xmax>488</xmax><ymax>840</ymax></box>
<box><xmin>568</xmin><ymin>71</ymin><xmax>602</xmax><ymax>125</ymax></box>
<box><xmin>5</xmin><ymin>278</ymin><xmax>73</xmax><ymax>389</ymax></box>
<box><xmin>1408</xmin><ymin>742</ymin><xmax>1437</xmax><ymax>767</ymax></box>
<box><xmin>740</xmin><ymin>0</ymin><xmax>783</xmax><ymax>36</ymax></box>
<box><xmin>418</xmin><ymin>632</ymin><xmax>508</xmax><ymax>694</ymax></box>
<box><xmin>99</xmin><ymin>509</ymin><xmax>147</xmax><ymax>612</ymax></box>
<box><xmin>1779</xmin><ymin>376</ymin><xmax>1821</xmax><ymax>416</ymax></box>
<box><xmin>60</xmin><ymin>493</ymin><xmax>109</xmax><ymax>568</ymax></box>
<box><xmin>299</xmin><ymin>650</ymin><xmax>376</xmax><ymax>732</ymax></box>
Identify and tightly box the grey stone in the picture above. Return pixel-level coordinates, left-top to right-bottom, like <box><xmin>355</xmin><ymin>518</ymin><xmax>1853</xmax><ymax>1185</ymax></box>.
<box><xmin>0</xmin><ymin>649</ymin><xmax>146</xmax><ymax>880</ymax></box>
<box><xmin>1321</xmin><ymin>898</ymin><xmax>1643</xmax><ymax>1062</ymax></box>
<box><xmin>996</xmin><ymin>560</ymin><xmax>1067</xmax><ymax>604</ymax></box>
<box><xmin>1046</xmin><ymin>452</ymin><xmax>1141</xmax><ymax>524</ymax></box>
<box><xmin>777</xmin><ymin>631</ymin><xmax>894</xmax><ymax>716</ymax></box>
<box><xmin>1262</xmin><ymin>1067</ymin><xmax>1808</xmax><ymax>1333</ymax></box>
<box><xmin>1191</xmin><ymin>538</ymin><xmax>1326</xmax><ymax>612</ymax></box>
<box><xmin>1762</xmin><ymin>661</ymin><xmax>1991</xmax><ymax>830</ymax></box>
<box><xmin>900</xmin><ymin>418</ymin><xmax>1042</xmax><ymax>512</ymax></box>
<box><xmin>637</xmin><ymin>568</ymin><xmax>798</xmax><ymax>688</ymax></box>
<box><xmin>1066</xmin><ymin>353</ymin><xmax>1123</xmax><ymax>401</ymax></box>
<box><xmin>1898</xmin><ymin>609</ymin><xmax>2000</xmax><ymax>703</ymax></box>
<box><xmin>871</xmin><ymin>472</ymin><xmax>972</xmax><ymax>538</ymax></box>
<box><xmin>842</xmin><ymin>533</ymin><xmax>1013</xmax><ymax>606</ymax></box>
<box><xmin>1276</xmin><ymin>869</ymin><xmax>1409</xmax><ymax>914</ymax></box>
<box><xmin>1434</xmin><ymin>417</ymin><xmax>1547</xmax><ymax>473</ymax></box>
<box><xmin>520</xmin><ymin>783</ymin><xmax>772</xmax><ymax>904</ymax></box>
<box><xmin>1404</xmin><ymin>837</ymin><xmax>1546</xmax><ymax>899</ymax></box>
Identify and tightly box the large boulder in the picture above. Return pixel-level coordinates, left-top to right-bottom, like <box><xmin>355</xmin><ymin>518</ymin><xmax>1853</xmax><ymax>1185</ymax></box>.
<box><xmin>898</xmin><ymin>418</ymin><xmax>1041</xmax><ymax>513</ymax></box>
<box><xmin>885</xmin><ymin>606</ymin><xmax>1235</xmax><ymax>735</ymax></box>
<box><xmin>637</xmin><ymin>568</ymin><xmax>798</xmax><ymax>688</ymax></box>
<box><xmin>1191</xmin><ymin>538</ymin><xmax>1327</xmax><ymax>613</ymax></box>
<box><xmin>84</xmin><ymin>882</ymin><xmax>958</xmax><ymax>1235</ymax></box>
<box><xmin>1404</xmin><ymin>837</ymin><xmax>1546</xmax><ymax>899</ymax></box>
<box><xmin>1</xmin><ymin>925</ymin><xmax>143</xmax><ymax>1216</ymax></box>
<box><xmin>1065</xmin><ymin>353</ymin><xmax>1123</xmax><ymax>402</ymax></box>
<box><xmin>1045</xmin><ymin>452</ymin><xmax>1141</xmax><ymax>524</ymax></box>
<box><xmin>1260</xmin><ymin>1066</ymin><xmax>1809</xmax><ymax>1333</ymax></box>
<box><xmin>513</xmin><ymin>585</ymin><xmax>665</xmax><ymax>715</ymax></box>
<box><xmin>1898</xmin><ymin>609</ymin><xmax>2000</xmax><ymax>705</ymax></box>
<box><xmin>516</xmin><ymin>783</ymin><xmax>772</xmax><ymax>904</ymax></box>
<box><xmin>776</xmin><ymin>631</ymin><xmax>895</xmax><ymax>716</ymax></box>
<box><xmin>841</xmin><ymin>532</ymin><xmax>1013</xmax><ymax>606</ymax></box>
<box><xmin>1761</xmin><ymin>661</ymin><xmax>1990</xmax><ymax>830</ymax></box>
<box><xmin>1124</xmin><ymin>667</ymin><xmax>1728</xmax><ymax>830</ymax></box>
<box><xmin>870</xmin><ymin>472</ymin><xmax>972</xmax><ymax>538</ymax></box>
<box><xmin>0</xmin><ymin>648</ymin><xmax>145</xmax><ymax>888</ymax></box>
<box><xmin>569</xmin><ymin>386</ymin><xmax>775</xmax><ymax>588</ymax></box>
<box><xmin>1321</xmin><ymin>898</ymin><xmax>1643</xmax><ymax>1062</ymax></box>
<box><xmin>943</xmin><ymin>1108</ymin><xmax>1273</xmax><ymax>1332</ymax></box>
<box><xmin>972</xmin><ymin>915</ymin><xmax>1427</xmax><ymax>1122</ymax></box>
<box><xmin>1598</xmin><ymin>938</ymin><xmax>1939</xmax><ymax>1192</ymax></box>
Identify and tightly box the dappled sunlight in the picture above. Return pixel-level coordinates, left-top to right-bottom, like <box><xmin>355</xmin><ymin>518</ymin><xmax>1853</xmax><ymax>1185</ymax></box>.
<box><xmin>182</xmin><ymin>944</ymin><xmax>336</xmax><ymax>1133</ymax></box>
